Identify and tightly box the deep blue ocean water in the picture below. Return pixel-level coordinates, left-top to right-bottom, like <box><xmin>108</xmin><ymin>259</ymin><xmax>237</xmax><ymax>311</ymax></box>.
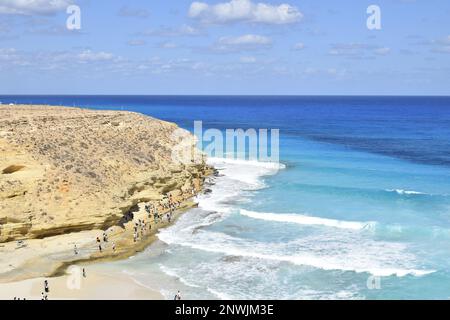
<box><xmin>2</xmin><ymin>95</ymin><xmax>450</xmax><ymax>299</ymax></box>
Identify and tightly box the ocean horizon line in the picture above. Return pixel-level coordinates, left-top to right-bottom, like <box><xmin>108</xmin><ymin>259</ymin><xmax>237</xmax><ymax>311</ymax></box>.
<box><xmin>1</xmin><ymin>94</ymin><xmax>450</xmax><ymax>98</ymax></box>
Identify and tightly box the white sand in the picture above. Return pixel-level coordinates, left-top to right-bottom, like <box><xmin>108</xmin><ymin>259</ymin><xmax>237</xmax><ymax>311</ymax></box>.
<box><xmin>0</xmin><ymin>266</ymin><xmax>163</xmax><ymax>300</ymax></box>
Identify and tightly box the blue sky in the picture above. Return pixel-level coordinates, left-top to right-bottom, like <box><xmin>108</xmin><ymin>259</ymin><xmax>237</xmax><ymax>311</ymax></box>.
<box><xmin>0</xmin><ymin>0</ymin><xmax>449</xmax><ymax>95</ymax></box>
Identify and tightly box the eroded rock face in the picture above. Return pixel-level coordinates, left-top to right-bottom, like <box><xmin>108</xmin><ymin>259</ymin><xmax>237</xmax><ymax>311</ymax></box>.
<box><xmin>0</xmin><ymin>105</ymin><xmax>208</xmax><ymax>242</ymax></box>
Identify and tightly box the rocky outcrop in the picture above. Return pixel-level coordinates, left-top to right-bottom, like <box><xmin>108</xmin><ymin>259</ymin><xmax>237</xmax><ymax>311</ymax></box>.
<box><xmin>0</xmin><ymin>105</ymin><xmax>210</xmax><ymax>243</ymax></box>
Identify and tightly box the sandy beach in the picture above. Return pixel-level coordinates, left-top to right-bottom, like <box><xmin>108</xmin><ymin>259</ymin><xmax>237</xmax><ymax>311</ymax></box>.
<box><xmin>0</xmin><ymin>267</ymin><xmax>163</xmax><ymax>300</ymax></box>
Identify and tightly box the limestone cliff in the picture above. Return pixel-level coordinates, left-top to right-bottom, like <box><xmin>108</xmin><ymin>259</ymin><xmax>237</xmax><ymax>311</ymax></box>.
<box><xmin>0</xmin><ymin>105</ymin><xmax>209</xmax><ymax>243</ymax></box>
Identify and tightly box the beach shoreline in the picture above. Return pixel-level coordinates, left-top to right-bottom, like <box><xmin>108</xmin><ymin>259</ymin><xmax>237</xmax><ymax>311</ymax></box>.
<box><xmin>0</xmin><ymin>195</ymin><xmax>204</xmax><ymax>300</ymax></box>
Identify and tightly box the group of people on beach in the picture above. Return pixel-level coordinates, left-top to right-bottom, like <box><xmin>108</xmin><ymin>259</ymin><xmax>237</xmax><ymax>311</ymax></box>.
<box><xmin>31</xmin><ymin>187</ymin><xmax>198</xmax><ymax>300</ymax></box>
<box><xmin>12</xmin><ymin>186</ymin><xmax>200</xmax><ymax>301</ymax></box>
<box><xmin>96</xmin><ymin>231</ymin><xmax>115</xmax><ymax>253</ymax></box>
<box><xmin>36</xmin><ymin>269</ymin><xmax>85</xmax><ymax>300</ymax></box>
<box><xmin>41</xmin><ymin>280</ymin><xmax>49</xmax><ymax>300</ymax></box>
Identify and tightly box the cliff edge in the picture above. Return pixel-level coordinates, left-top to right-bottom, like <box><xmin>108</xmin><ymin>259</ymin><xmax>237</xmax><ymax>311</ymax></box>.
<box><xmin>0</xmin><ymin>105</ymin><xmax>209</xmax><ymax>243</ymax></box>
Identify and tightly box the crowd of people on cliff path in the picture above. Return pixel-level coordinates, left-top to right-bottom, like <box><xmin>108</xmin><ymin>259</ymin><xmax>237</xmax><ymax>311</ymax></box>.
<box><xmin>132</xmin><ymin>187</ymin><xmax>198</xmax><ymax>243</ymax></box>
<box><xmin>77</xmin><ymin>187</ymin><xmax>199</xmax><ymax>254</ymax></box>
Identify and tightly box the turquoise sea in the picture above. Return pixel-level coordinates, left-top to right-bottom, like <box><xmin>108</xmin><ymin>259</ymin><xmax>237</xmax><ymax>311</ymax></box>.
<box><xmin>2</xmin><ymin>95</ymin><xmax>450</xmax><ymax>299</ymax></box>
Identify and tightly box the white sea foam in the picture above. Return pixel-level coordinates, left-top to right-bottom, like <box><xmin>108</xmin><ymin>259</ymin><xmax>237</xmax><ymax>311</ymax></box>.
<box><xmin>159</xmin><ymin>264</ymin><xmax>202</xmax><ymax>288</ymax></box>
<box><xmin>158</xmin><ymin>226</ymin><xmax>435</xmax><ymax>278</ymax></box>
<box><xmin>207</xmin><ymin>157</ymin><xmax>286</xmax><ymax>170</ymax></box>
<box><xmin>207</xmin><ymin>157</ymin><xmax>285</xmax><ymax>189</ymax></box>
<box><xmin>194</xmin><ymin>157</ymin><xmax>286</xmax><ymax>215</ymax></box>
<box><xmin>206</xmin><ymin>287</ymin><xmax>235</xmax><ymax>300</ymax></box>
<box><xmin>240</xmin><ymin>209</ymin><xmax>373</xmax><ymax>231</ymax></box>
<box><xmin>386</xmin><ymin>189</ymin><xmax>426</xmax><ymax>195</ymax></box>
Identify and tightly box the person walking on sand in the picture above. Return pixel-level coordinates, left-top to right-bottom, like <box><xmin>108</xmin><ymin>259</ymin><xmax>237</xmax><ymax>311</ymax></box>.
<box><xmin>82</xmin><ymin>268</ymin><xmax>86</xmax><ymax>278</ymax></box>
<box><xmin>74</xmin><ymin>244</ymin><xmax>78</xmax><ymax>255</ymax></box>
<box><xmin>98</xmin><ymin>244</ymin><xmax>102</xmax><ymax>253</ymax></box>
<box><xmin>44</xmin><ymin>280</ymin><xmax>49</xmax><ymax>293</ymax></box>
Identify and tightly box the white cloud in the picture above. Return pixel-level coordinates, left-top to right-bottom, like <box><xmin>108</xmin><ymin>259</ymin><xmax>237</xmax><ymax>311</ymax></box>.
<box><xmin>188</xmin><ymin>0</ymin><xmax>302</xmax><ymax>25</ymax></box>
<box><xmin>178</xmin><ymin>24</ymin><xmax>200</xmax><ymax>36</ymax></box>
<box><xmin>433</xmin><ymin>46</ymin><xmax>450</xmax><ymax>54</ymax></box>
<box><xmin>220</xmin><ymin>34</ymin><xmax>271</xmax><ymax>45</ymax></box>
<box><xmin>0</xmin><ymin>46</ymin><xmax>357</xmax><ymax>81</ymax></box>
<box><xmin>213</xmin><ymin>34</ymin><xmax>272</xmax><ymax>52</ymax></box>
<box><xmin>159</xmin><ymin>41</ymin><xmax>178</xmax><ymax>49</ymax></box>
<box><xmin>329</xmin><ymin>43</ymin><xmax>368</xmax><ymax>56</ymax></box>
<box><xmin>77</xmin><ymin>50</ymin><xmax>114</xmax><ymax>62</ymax></box>
<box><xmin>0</xmin><ymin>0</ymin><xmax>72</xmax><ymax>15</ymax></box>
<box><xmin>0</xmin><ymin>48</ymin><xmax>20</xmax><ymax>62</ymax></box>
<box><xmin>127</xmin><ymin>39</ymin><xmax>146</xmax><ymax>46</ymax></box>
<box><xmin>240</xmin><ymin>56</ymin><xmax>257</xmax><ymax>63</ymax></box>
<box><xmin>292</xmin><ymin>42</ymin><xmax>305</xmax><ymax>50</ymax></box>
<box><xmin>329</xmin><ymin>43</ymin><xmax>391</xmax><ymax>58</ymax></box>
<box><xmin>189</xmin><ymin>2</ymin><xmax>210</xmax><ymax>17</ymax></box>
<box><xmin>429</xmin><ymin>35</ymin><xmax>450</xmax><ymax>54</ymax></box>
<box><xmin>0</xmin><ymin>20</ymin><xmax>17</xmax><ymax>40</ymax></box>
<box><xmin>374</xmin><ymin>47</ymin><xmax>391</xmax><ymax>55</ymax></box>
<box><xmin>326</xmin><ymin>68</ymin><xmax>347</xmax><ymax>78</ymax></box>
<box><xmin>141</xmin><ymin>24</ymin><xmax>201</xmax><ymax>37</ymax></box>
